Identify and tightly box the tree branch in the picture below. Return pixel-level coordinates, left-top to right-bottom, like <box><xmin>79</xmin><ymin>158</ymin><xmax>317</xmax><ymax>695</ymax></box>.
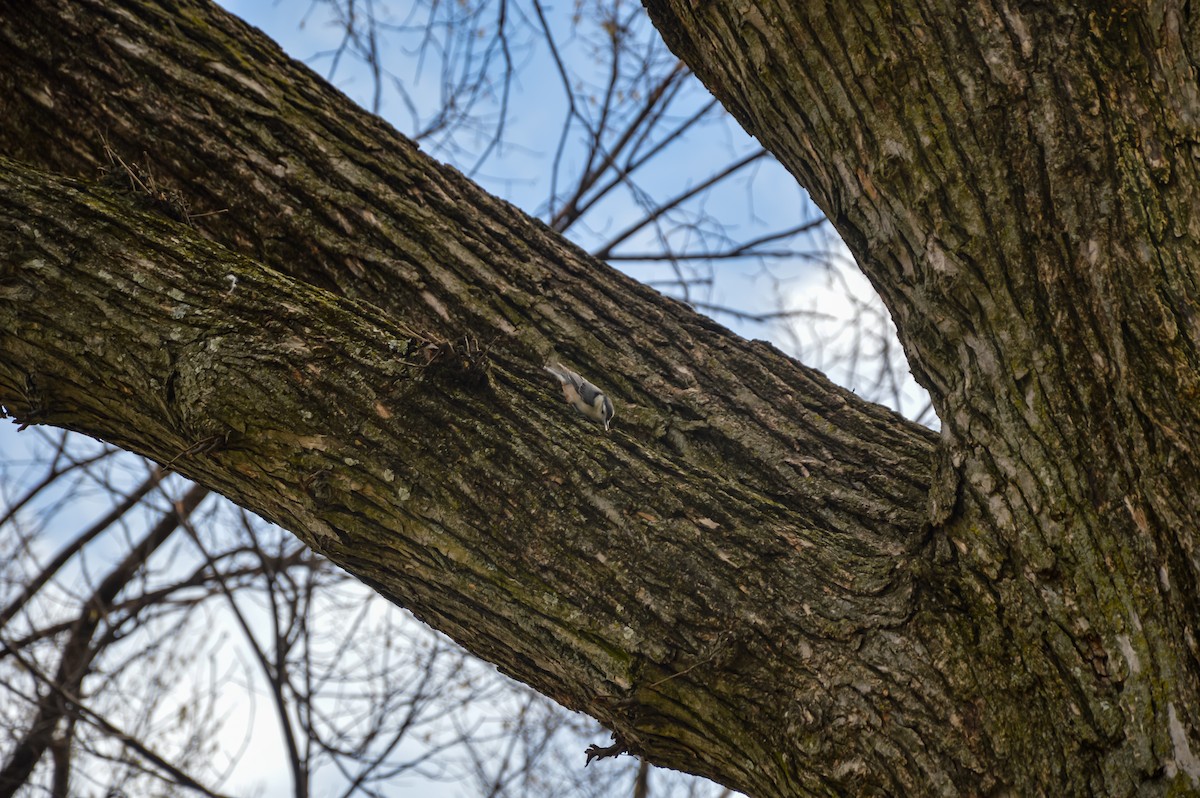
<box><xmin>0</xmin><ymin>2</ymin><xmax>956</xmax><ymax>794</ymax></box>
<box><xmin>0</xmin><ymin>149</ymin><xmax>936</xmax><ymax>795</ymax></box>
<box><xmin>0</xmin><ymin>636</ymin><xmax>234</xmax><ymax>798</ymax></box>
<box><xmin>0</xmin><ymin>482</ymin><xmax>209</xmax><ymax>795</ymax></box>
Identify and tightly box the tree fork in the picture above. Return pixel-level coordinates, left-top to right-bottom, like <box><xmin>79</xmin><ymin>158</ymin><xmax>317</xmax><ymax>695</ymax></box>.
<box><xmin>642</xmin><ymin>0</ymin><xmax>1200</xmax><ymax>793</ymax></box>
<box><xmin>3</xmin><ymin>0</ymin><xmax>1198</xmax><ymax>793</ymax></box>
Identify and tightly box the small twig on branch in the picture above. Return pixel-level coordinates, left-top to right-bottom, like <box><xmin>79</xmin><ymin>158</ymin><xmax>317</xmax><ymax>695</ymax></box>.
<box><xmin>164</xmin><ymin>433</ymin><xmax>227</xmax><ymax>470</ymax></box>
<box><xmin>584</xmin><ymin>732</ymin><xmax>629</xmax><ymax>766</ymax></box>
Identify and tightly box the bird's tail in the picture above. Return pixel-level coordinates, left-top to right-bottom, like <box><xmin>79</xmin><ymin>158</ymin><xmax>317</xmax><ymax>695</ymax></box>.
<box><xmin>543</xmin><ymin>363</ymin><xmax>575</xmax><ymax>384</ymax></box>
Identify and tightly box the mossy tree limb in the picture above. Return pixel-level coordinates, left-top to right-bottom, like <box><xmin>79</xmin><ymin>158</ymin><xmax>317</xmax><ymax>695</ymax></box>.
<box><xmin>2</xmin><ymin>0</ymin><xmax>1200</xmax><ymax>794</ymax></box>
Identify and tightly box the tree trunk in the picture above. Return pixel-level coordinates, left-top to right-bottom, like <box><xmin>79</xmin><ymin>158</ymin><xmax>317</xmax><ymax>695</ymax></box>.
<box><xmin>0</xmin><ymin>0</ymin><xmax>1198</xmax><ymax>795</ymax></box>
<box><xmin>641</xmin><ymin>0</ymin><xmax>1200</xmax><ymax>794</ymax></box>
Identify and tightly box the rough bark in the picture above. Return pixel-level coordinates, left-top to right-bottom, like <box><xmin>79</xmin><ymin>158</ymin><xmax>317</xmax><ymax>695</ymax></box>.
<box><xmin>0</xmin><ymin>3</ymin><xmax>939</xmax><ymax>796</ymax></box>
<box><xmin>1</xmin><ymin>0</ymin><xmax>1197</xmax><ymax>795</ymax></box>
<box><xmin>640</xmin><ymin>0</ymin><xmax>1200</xmax><ymax>794</ymax></box>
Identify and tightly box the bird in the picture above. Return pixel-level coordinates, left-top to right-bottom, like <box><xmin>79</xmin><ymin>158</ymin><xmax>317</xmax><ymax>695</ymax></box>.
<box><xmin>544</xmin><ymin>363</ymin><xmax>614</xmax><ymax>431</ymax></box>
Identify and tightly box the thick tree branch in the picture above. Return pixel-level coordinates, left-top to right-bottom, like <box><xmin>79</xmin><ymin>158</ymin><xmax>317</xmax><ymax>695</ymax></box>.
<box><xmin>0</xmin><ymin>0</ymin><xmax>1192</xmax><ymax>791</ymax></box>
<box><xmin>0</xmin><ymin>0</ymin><xmax>934</xmax><ymax>503</ymax></box>
<box><xmin>0</xmin><ymin>155</ymin><xmax>938</xmax><ymax>795</ymax></box>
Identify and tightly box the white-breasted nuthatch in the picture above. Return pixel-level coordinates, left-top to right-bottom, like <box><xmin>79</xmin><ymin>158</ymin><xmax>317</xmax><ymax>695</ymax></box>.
<box><xmin>544</xmin><ymin>363</ymin><xmax>614</xmax><ymax>431</ymax></box>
